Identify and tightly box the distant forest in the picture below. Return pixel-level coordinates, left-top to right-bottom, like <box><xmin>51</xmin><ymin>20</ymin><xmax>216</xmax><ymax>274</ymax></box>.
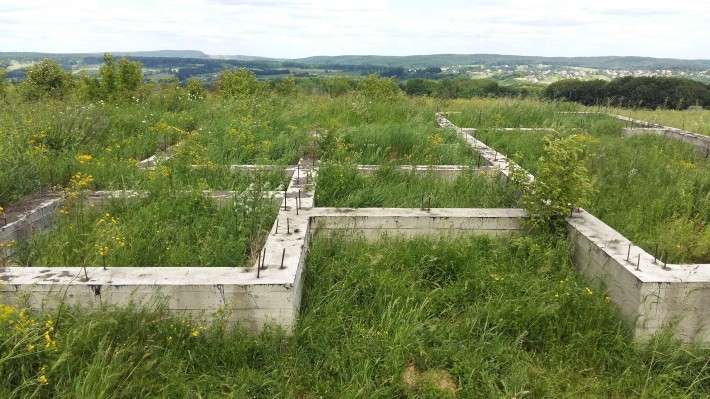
<box><xmin>2</xmin><ymin>52</ymin><xmax>710</xmax><ymax>109</ymax></box>
<box><xmin>545</xmin><ymin>77</ymin><xmax>710</xmax><ymax>109</ymax></box>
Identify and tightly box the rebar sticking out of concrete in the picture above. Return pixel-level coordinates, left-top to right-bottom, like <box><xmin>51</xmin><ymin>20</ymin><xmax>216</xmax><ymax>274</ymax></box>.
<box><xmin>663</xmin><ymin>251</ymin><xmax>669</xmax><ymax>270</ymax></box>
<box><xmin>627</xmin><ymin>243</ymin><xmax>632</xmax><ymax>262</ymax></box>
<box><xmin>257</xmin><ymin>251</ymin><xmax>261</xmax><ymax>278</ymax></box>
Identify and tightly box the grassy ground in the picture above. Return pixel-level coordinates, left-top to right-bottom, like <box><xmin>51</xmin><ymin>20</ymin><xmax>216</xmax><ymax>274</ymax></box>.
<box><xmin>447</xmin><ymin>99</ymin><xmax>710</xmax><ymax>263</ymax></box>
<box><xmin>13</xmin><ymin>185</ymin><xmax>278</xmax><ymax>267</ymax></box>
<box><xmin>316</xmin><ymin>163</ymin><xmax>517</xmax><ymax>208</ymax></box>
<box><xmin>0</xmin><ymin>92</ymin><xmax>309</xmax><ymax>206</ymax></box>
<box><xmin>483</xmin><ymin>130</ymin><xmax>710</xmax><ymax>263</ymax></box>
<box><xmin>2</xmin><ymin>234</ymin><xmax>709</xmax><ymax>397</ymax></box>
<box><xmin>3</xmin><ymin>87</ymin><xmax>710</xmax><ymax>397</ymax></box>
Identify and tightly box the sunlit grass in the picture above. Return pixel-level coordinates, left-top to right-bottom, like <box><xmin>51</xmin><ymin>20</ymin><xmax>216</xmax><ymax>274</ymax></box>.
<box><xmin>3</xmin><ymin>234</ymin><xmax>709</xmax><ymax>397</ymax></box>
<box><xmin>316</xmin><ymin>163</ymin><xmax>516</xmax><ymax>208</ymax></box>
<box><xmin>14</xmin><ymin>186</ymin><xmax>278</xmax><ymax>267</ymax></box>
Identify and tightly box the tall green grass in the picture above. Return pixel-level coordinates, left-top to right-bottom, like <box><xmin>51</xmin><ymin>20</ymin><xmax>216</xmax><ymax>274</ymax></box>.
<box><xmin>447</xmin><ymin>99</ymin><xmax>710</xmax><ymax>263</ymax></box>
<box><xmin>316</xmin><ymin>163</ymin><xmax>517</xmax><ymax>208</ymax></box>
<box><xmin>3</xmin><ymin>234</ymin><xmax>708</xmax><ymax>397</ymax></box>
<box><xmin>445</xmin><ymin>98</ymin><xmax>580</xmax><ymax>128</ymax></box>
<box><xmin>0</xmin><ymin>92</ymin><xmax>309</xmax><ymax>206</ymax></box>
<box><xmin>471</xmin><ymin>130</ymin><xmax>710</xmax><ymax>263</ymax></box>
<box><xmin>14</xmin><ymin>185</ymin><xmax>278</xmax><ymax>267</ymax></box>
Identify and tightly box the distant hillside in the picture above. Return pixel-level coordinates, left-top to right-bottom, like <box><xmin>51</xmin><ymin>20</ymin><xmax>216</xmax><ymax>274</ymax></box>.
<box><xmin>3</xmin><ymin>51</ymin><xmax>708</xmax><ymax>84</ymax></box>
<box><xmin>4</xmin><ymin>51</ymin><xmax>709</xmax><ymax>71</ymax></box>
<box><xmin>0</xmin><ymin>50</ymin><xmax>208</xmax><ymax>62</ymax></box>
<box><xmin>291</xmin><ymin>54</ymin><xmax>710</xmax><ymax>70</ymax></box>
<box><xmin>211</xmin><ymin>54</ymin><xmax>281</xmax><ymax>62</ymax></box>
<box><xmin>113</xmin><ymin>50</ymin><xmax>209</xmax><ymax>58</ymax></box>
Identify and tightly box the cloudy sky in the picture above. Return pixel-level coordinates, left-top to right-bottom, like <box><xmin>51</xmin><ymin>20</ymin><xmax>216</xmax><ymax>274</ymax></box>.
<box><xmin>1</xmin><ymin>0</ymin><xmax>708</xmax><ymax>59</ymax></box>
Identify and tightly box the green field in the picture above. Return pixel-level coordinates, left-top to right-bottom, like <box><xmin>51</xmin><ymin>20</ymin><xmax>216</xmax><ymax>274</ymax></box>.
<box><xmin>3</xmin><ymin>234</ymin><xmax>709</xmax><ymax>397</ymax></box>
<box><xmin>447</xmin><ymin>100</ymin><xmax>710</xmax><ymax>263</ymax></box>
<box><xmin>315</xmin><ymin>164</ymin><xmax>516</xmax><ymax>208</ymax></box>
<box><xmin>2</xmin><ymin>69</ymin><xmax>710</xmax><ymax>397</ymax></box>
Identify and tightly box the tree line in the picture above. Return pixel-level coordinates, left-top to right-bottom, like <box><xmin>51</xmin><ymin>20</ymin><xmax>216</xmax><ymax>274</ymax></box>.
<box><xmin>545</xmin><ymin>77</ymin><xmax>710</xmax><ymax>109</ymax></box>
<box><xmin>3</xmin><ymin>56</ymin><xmax>708</xmax><ymax>110</ymax></box>
<box><xmin>401</xmin><ymin>77</ymin><xmax>542</xmax><ymax>99</ymax></box>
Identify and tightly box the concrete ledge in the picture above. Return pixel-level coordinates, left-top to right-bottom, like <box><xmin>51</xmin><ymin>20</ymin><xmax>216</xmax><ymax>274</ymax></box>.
<box><xmin>437</xmin><ymin>113</ymin><xmax>534</xmax><ymax>183</ymax></box>
<box><xmin>137</xmin><ymin>144</ymin><xmax>180</xmax><ymax>169</ymax></box>
<box><xmin>310</xmin><ymin>208</ymin><xmax>526</xmax><ymax>240</ymax></box>
<box><xmin>354</xmin><ymin>165</ymin><xmax>498</xmax><ymax>179</ymax></box>
<box><xmin>566</xmin><ymin>111</ymin><xmax>710</xmax><ymax>156</ymax></box>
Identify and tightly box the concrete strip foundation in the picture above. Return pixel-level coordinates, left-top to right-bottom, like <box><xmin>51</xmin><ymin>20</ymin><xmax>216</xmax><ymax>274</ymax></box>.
<box><xmin>0</xmin><ymin>159</ymin><xmax>317</xmax><ymax>333</ymax></box>
<box><xmin>1</xmin><ymin>197</ymin><xmax>63</xmax><ymax>262</ymax></box>
<box><xmin>137</xmin><ymin>144</ymin><xmax>180</xmax><ymax>169</ymax></box>
<box><xmin>437</xmin><ymin>113</ymin><xmax>535</xmax><ymax>183</ymax></box>
<box><xmin>354</xmin><ymin>165</ymin><xmax>498</xmax><ymax>179</ymax></box>
<box><xmin>310</xmin><ymin>208</ymin><xmax>525</xmax><ymax>240</ymax></box>
<box><xmin>4</xmin><ymin>111</ymin><xmax>710</xmax><ymax>342</ymax></box>
<box><xmin>565</xmin><ymin>111</ymin><xmax>710</xmax><ymax>156</ymax></box>
<box><xmin>567</xmin><ymin>209</ymin><xmax>710</xmax><ymax>342</ymax></box>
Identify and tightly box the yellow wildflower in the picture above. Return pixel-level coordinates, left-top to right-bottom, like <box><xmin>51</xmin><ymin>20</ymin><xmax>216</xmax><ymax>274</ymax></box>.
<box><xmin>75</xmin><ymin>154</ymin><xmax>93</xmax><ymax>164</ymax></box>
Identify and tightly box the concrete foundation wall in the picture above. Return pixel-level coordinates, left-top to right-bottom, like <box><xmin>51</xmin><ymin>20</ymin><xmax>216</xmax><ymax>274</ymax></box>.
<box><xmin>566</xmin><ymin>208</ymin><xmax>710</xmax><ymax>343</ymax></box>
<box><xmin>639</xmin><ymin>282</ymin><xmax>710</xmax><ymax>342</ymax></box>
<box><xmin>0</xmin><ymin>267</ymin><xmax>302</xmax><ymax>332</ymax></box>
<box><xmin>310</xmin><ymin>208</ymin><xmax>525</xmax><ymax>240</ymax></box>
<box><xmin>1</xmin><ymin>198</ymin><xmax>62</xmax><ymax>244</ymax></box>
<box><xmin>5</xmin><ymin>113</ymin><xmax>710</xmax><ymax>342</ymax></box>
<box><xmin>353</xmin><ymin>165</ymin><xmax>499</xmax><ymax>179</ymax></box>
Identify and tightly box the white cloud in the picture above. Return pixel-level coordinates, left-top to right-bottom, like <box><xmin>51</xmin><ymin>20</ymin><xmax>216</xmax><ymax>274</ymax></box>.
<box><xmin>0</xmin><ymin>0</ymin><xmax>707</xmax><ymax>59</ymax></box>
